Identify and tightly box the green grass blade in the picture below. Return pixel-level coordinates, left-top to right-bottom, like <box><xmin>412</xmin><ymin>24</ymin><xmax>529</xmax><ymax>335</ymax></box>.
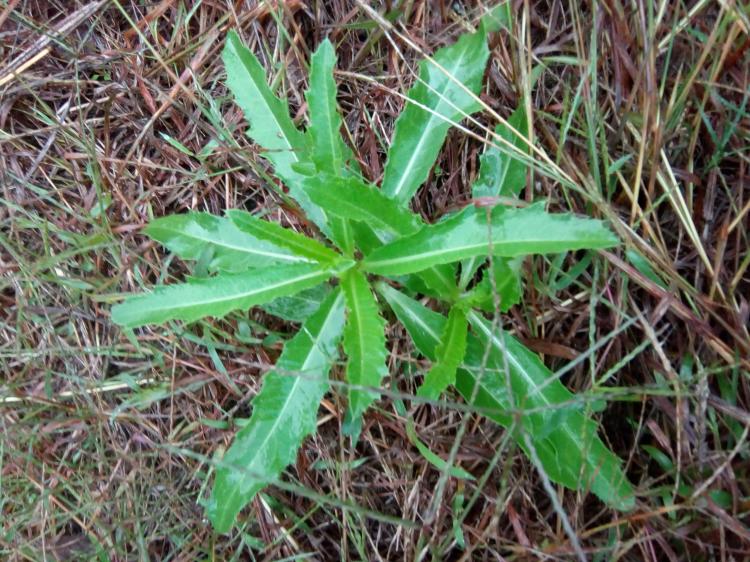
<box><xmin>472</xmin><ymin>105</ymin><xmax>530</xmax><ymax>199</ymax></box>
<box><xmin>226</xmin><ymin>210</ymin><xmax>341</xmax><ymax>264</ymax></box>
<box><xmin>206</xmin><ymin>289</ymin><xmax>346</xmax><ymax>533</ymax></box>
<box><xmin>362</xmin><ymin>203</ymin><xmax>618</xmax><ymax>276</ymax></box>
<box><xmin>405</xmin><ymin>419</ymin><xmax>475</xmax><ymax>480</ymax></box>
<box><xmin>378</xmin><ymin>285</ymin><xmax>635</xmax><ymax>511</ymax></box>
<box><xmin>417</xmin><ymin>305</ymin><xmax>468</xmax><ymax>400</ymax></box>
<box><xmin>111</xmin><ymin>263</ymin><xmax>335</xmax><ymax>329</ymax></box>
<box><xmin>303</xmin><ymin>175</ymin><xmax>422</xmax><ymax>236</ymax></box>
<box><xmin>144</xmin><ymin>212</ymin><xmax>309</xmax><ymax>271</ymax></box>
<box><xmin>341</xmin><ymin>269</ymin><xmax>388</xmax><ymax>438</ymax></box>
<box><xmin>381</xmin><ymin>26</ymin><xmax>489</xmax><ymax>204</ymax></box>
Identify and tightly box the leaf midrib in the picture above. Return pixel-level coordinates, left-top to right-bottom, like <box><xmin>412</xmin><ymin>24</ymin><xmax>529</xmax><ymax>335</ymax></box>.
<box><xmin>365</xmin><ymin>236</ymin><xmax>599</xmax><ymax>271</ymax></box>
<box><xmin>347</xmin><ymin>276</ymin><xmax>370</xmax><ymax>410</ymax></box>
<box><xmin>317</xmin><ymin>58</ymin><xmax>343</xmax><ymax>169</ymax></box>
<box><xmin>248</xmin><ymin>291</ymin><xmax>343</xmax><ymax>470</ymax></box>
<box><xmin>153</xmin><ymin>224</ymin><xmax>308</xmax><ymax>263</ymax></box>
<box><xmin>142</xmin><ymin>268</ymin><xmax>329</xmax><ymax>314</ymax></box>
<box><xmin>250</xmin><ymin>227</ymin><xmax>337</xmax><ymax>262</ymax></box>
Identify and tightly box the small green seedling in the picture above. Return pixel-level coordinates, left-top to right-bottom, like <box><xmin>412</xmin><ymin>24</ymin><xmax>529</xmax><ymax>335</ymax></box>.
<box><xmin>113</xmin><ymin>21</ymin><xmax>634</xmax><ymax>533</ymax></box>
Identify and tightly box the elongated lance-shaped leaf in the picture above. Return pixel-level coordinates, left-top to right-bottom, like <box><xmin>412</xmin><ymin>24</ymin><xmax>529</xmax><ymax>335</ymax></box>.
<box><xmin>417</xmin><ymin>305</ymin><xmax>468</xmax><ymax>400</ymax></box>
<box><xmin>206</xmin><ymin>289</ymin><xmax>346</xmax><ymax>533</ymax></box>
<box><xmin>306</xmin><ymin>38</ymin><xmax>357</xmax><ymax>175</ymax></box>
<box><xmin>303</xmin><ymin>175</ymin><xmax>422</xmax><ymax>236</ymax></box>
<box><xmin>222</xmin><ymin>31</ymin><xmax>329</xmax><ymax>234</ymax></box>
<box><xmin>112</xmin><ymin>262</ymin><xmax>339</xmax><ymax>329</ymax></box>
<box><xmin>381</xmin><ymin>26</ymin><xmax>489</xmax><ymax>204</ymax></box>
<box><xmin>341</xmin><ymin>269</ymin><xmax>389</xmax><ymax>438</ymax></box>
<box><xmin>226</xmin><ymin>210</ymin><xmax>340</xmax><ymax>264</ymax></box>
<box><xmin>362</xmin><ymin>202</ymin><xmax>619</xmax><ymax>276</ymax></box>
<box><xmin>305</xmin><ymin>38</ymin><xmax>358</xmax><ymax>254</ymax></box>
<box><xmin>223</xmin><ymin>30</ymin><xmax>307</xmax><ymax>184</ymax></box>
<box><xmin>378</xmin><ymin>284</ymin><xmax>635</xmax><ymax>511</ymax></box>
<box><xmin>466</xmin><ymin>312</ymin><xmax>635</xmax><ymax>509</ymax></box>
<box><xmin>472</xmin><ymin>105</ymin><xmax>530</xmax><ymax>199</ymax></box>
<box><xmin>144</xmin><ymin>212</ymin><xmax>309</xmax><ymax>272</ymax></box>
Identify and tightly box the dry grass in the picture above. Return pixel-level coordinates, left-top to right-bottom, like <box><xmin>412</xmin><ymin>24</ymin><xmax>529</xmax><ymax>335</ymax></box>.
<box><xmin>1</xmin><ymin>0</ymin><xmax>749</xmax><ymax>560</ymax></box>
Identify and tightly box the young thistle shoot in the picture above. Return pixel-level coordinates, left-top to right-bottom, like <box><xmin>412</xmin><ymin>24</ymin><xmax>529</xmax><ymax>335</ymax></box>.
<box><xmin>113</xmin><ymin>24</ymin><xmax>635</xmax><ymax>533</ymax></box>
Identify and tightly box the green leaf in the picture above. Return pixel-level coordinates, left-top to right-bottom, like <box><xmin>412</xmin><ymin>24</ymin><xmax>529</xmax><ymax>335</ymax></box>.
<box><xmin>472</xmin><ymin>105</ymin><xmax>530</xmax><ymax>199</ymax></box>
<box><xmin>303</xmin><ymin>187</ymin><xmax>459</xmax><ymax>299</ymax></box>
<box><xmin>419</xmin><ymin>263</ymin><xmax>460</xmax><ymax>300</ymax></box>
<box><xmin>207</xmin><ymin>289</ymin><xmax>346</xmax><ymax>533</ymax></box>
<box><xmin>304</xmin><ymin>178</ymin><xmax>458</xmax><ymax>299</ymax></box>
<box><xmin>534</xmin><ymin>407</ymin><xmax>636</xmax><ymax>511</ymax></box>
<box><xmin>226</xmin><ymin>210</ymin><xmax>340</xmax><ymax>264</ymax></box>
<box><xmin>341</xmin><ymin>269</ymin><xmax>388</xmax><ymax>438</ymax></box>
<box><xmin>305</xmin><ymin>38</ymin><xmax>358</xmax><ymax>255</ymax></box>
<box><xmin>381</xmin><ymin>27</ymin><xmax>490</xmax><ymax>204</ymax></box>
<box><xmin>465</xmin><ymin>312</ymin><xmax>578</xmax><ymax>435</ymax></box>
<box><xmin>378</xmin><ymin>285</ymin><xmax>635</xmax><ymax>511</ymax></box>
<box><xmin>334</xmin><ymin>209</ymin><xmax>458</xmax><ymax>301</ymax></box>
<box><xmin>303</xmin><ymin>175</ymin><xmax>422</xmax><ymax>236</ymax></box>
<box><xmin>260</xmin><ymin>283</ymin><xmax>331</xmax><ymax>323</ymax></box>
<box><xmin>459</xmin><ymin>102</ymin><xmax>529</xmax><ymax>288</ymax></box>
<box><xmin>144</xmin><ymin>212</ymin><xmax>307</xmax><ymax>271</ymax></box>
<box><xmin>112</xmin><ymin>262</ymin><xmax>337</xmax><ymax>329</ymax></box>
<box><xmin>460</xmin><ymin>105</ymin><xmax>529</xmax><ymax>290</ymax></box>
<box><xmin>306</xmin><ymin>38</ymin><xmax>357</xmax><ymax>175</ymax></box>
<box><xmin>223</xmin><ymin>30</ymin><xmax>307</xmax><ymax>185</ymax></box>
<box><xmin>417</xmin><ymin>306</ymin><xmax>468</xmax><ymax>400</ymax></box>
<box><xmin>401</xmin><ymin>262</ymin><xmax>460</xmax><ymax>301</ymax></box>
<box><xmin>462</xmin><ymin>257</ymin><xmax>523</xmax><ymax>313</ymax></box>
<box><xmin>362</xmin><ymin>203</ymin><xmax>618</xmax><ymax>276</ymax></box>
<box><xmin>222</xmin><ymin>31</ymin><xmax>328</xmax><ymax>234</ymax></box>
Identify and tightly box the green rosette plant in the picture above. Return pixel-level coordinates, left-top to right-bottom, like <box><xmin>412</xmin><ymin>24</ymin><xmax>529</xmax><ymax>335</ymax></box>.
<box><xmin>113</xmin><ymin>23</ymin><xmax>634</xmax><ymax>533</ymax></box>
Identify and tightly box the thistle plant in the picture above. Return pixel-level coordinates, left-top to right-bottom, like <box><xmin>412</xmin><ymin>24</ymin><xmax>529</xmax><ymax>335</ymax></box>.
<box><xmin>113</xmin><ymin>21</ymin><xmax>634</xmax><ymax>533</ymax></box>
